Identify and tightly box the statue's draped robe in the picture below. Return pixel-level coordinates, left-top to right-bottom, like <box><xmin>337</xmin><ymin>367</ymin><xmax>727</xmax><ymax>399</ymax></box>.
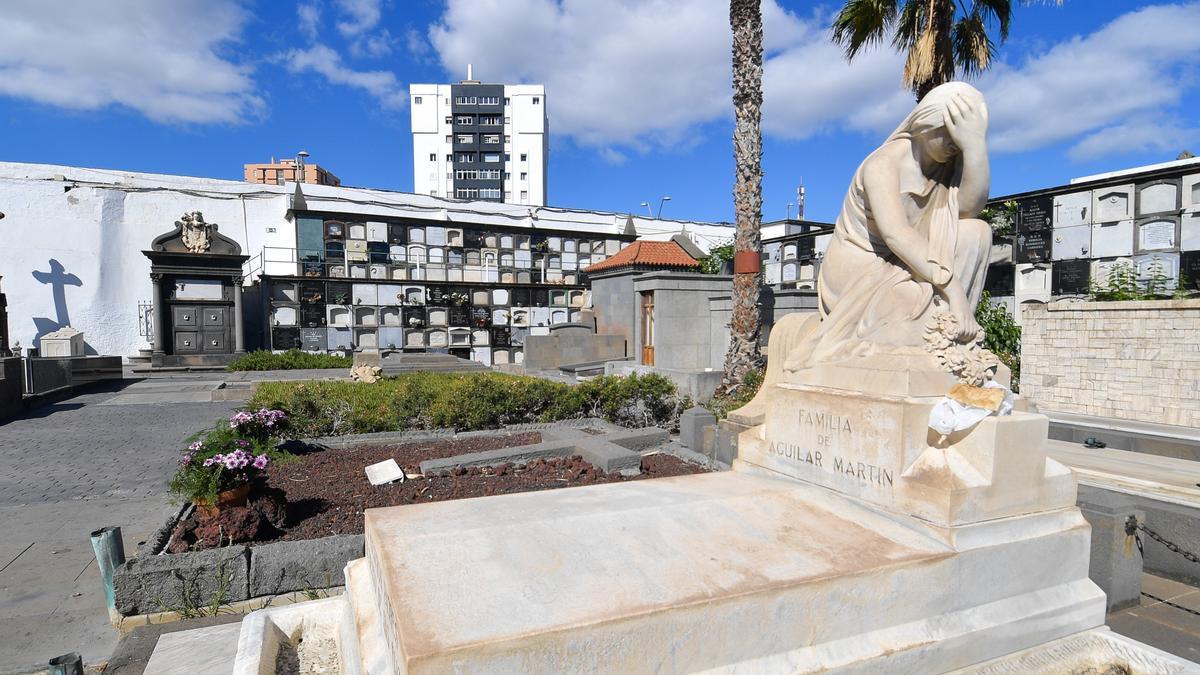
<box><xmin>785</xmin><ymin>84</ymin><xmax>989</xmax><ymax>372</ymax></box>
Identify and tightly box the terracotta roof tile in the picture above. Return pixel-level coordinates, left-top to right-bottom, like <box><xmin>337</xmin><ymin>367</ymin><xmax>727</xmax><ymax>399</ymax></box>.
<box><xmin>583</xmin><ymin>240</ymin><xmax>701</xmax><ymax>273</ymax></box>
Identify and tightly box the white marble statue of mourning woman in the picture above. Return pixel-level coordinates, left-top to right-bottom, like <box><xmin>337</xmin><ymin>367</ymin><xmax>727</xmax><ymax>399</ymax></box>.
<box><xmin>784</xmin><ymin>81</ymin><xmax>995</xmax><ymax>377</ymax></box>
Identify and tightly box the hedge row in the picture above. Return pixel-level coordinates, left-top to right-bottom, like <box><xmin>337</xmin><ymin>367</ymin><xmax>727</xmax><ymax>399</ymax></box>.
<box><xmin>247</xmin><ymin>371</ymin><xmax>689</xmax><ymax>436</ymax></box>
<box><xmin>227</xmin><ymin>350</ymin><xmax>353</xmax><ymax>372</ymax></box>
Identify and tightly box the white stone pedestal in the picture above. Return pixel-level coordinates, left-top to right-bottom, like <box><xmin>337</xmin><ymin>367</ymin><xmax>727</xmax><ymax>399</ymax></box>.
<box><xmin>224</xmin><ymin>367</ymin><xmax>1137</xmax><ymax>673</ymax></box>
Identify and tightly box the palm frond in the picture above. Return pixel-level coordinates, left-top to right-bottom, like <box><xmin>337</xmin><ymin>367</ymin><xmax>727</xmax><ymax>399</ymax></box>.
<box><xmin>892</xmin><ymin>0</ymin><xmax>925</xmax><ymax>50</ymax></box>
<box><xmin>831</xmin><ymin>0</ymin><xmax>899</xmax><ymax>61</ymax></box>
<box><xmin>972</xmin><ymin>0</ymin><xmax>1012</xmax><ymax>41</ymax></box>
<box><xmin>952</xmin><ymin>13</ymin><xmax>996</xmax><ymax>76</ymax></box>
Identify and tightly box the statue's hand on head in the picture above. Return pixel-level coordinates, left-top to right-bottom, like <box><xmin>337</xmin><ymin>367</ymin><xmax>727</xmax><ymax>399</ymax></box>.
<box><xmin>942</xmin><ymin>93</ymin><xmax>987</xmax><ymax>155</ymax></box>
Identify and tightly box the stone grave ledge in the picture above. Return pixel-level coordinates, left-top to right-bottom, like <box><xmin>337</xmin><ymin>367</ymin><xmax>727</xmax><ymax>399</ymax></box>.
<box><xmin>112</xmin><ymin>420</ymin><xmax>667</xmax><ymax>622</ymax></box>
<box><xmin>418</xmin><ymin>424</ymin><xmax>670</xmax><ymax>475</ymax></box>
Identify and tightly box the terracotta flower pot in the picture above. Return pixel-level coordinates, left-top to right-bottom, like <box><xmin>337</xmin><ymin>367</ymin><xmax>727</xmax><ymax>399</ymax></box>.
<box><xmin>195</xmin><ymin>484</ymin><xmax>251</xmax><ymax>518</ymax></box>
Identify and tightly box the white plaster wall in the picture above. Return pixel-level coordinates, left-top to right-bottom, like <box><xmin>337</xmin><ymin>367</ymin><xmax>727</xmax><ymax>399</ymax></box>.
<box><xmin>0</xmin><ymin>162</ymin><xmax>291</xmax><ymax>358</ymax></box>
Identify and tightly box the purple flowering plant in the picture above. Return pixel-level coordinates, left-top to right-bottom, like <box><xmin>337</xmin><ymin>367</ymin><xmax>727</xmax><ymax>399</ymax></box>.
<box><xmin>168</xmin><ymin>408</ymin><xmax>291</xmax><ymax>505</ymax></box>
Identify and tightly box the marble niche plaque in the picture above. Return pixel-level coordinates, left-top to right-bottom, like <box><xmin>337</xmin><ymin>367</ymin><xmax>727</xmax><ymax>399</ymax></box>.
<box><xmin>1134</xmin><ymin>252</ymin><xmax>1179</xmax><ymax>288</ymax></box>
<box><xmin>1182</xmin><ymin>212</ymin><xmax>1200</xmax><ymax>252</ymax></box>
<box><xmin>1014</xmin><ymin>229</ymin><xmax>1051</xmax><ymax>263</ymax></box>
<box><xmin>1183</xmin><ymin>173</ymin><xmax>1200</xmax><ymax>210</ymax></box>
<box><xmin>1180</xmin><ymin>250</ymin><xmax>1200</xmax><ymax>291</ymax></box>
<box><xmin>1017</xmin><ymin>196</ymin><xmax>1053</xmax><ymax>232</ymax></box>
<box><xmin>1053</xmin><ymin>191</ymin><xmax>1091</xmax><ymax>228</ymax></box>
<box><xmin>1090</xmin><ymin>220</ymin><xmax>1134</xmax><ymax>258</ymax></box>
<box><xmin>1051</xmin><ymin>225</ymin><xmax>1090</xmax><ymax>261</ymax></box>
<box><xmin>1051</xmin><ymin>258</ymin><xmax>1090</xmax><ymax>296</ymax></box>
<box><xmin>1136</xmin><ymin>180</ymin><xmax>1179</xmax><ymax>216</ymax></box>
<box><xmin>1136</xmin><ymin>217</ymin><xmax>1177</xmax><ymax>252</ymax></box>
<box><xmin>1093</xmin><ymin>184</ymin><xmax>1134</xmax><ymax>222</ymax></box>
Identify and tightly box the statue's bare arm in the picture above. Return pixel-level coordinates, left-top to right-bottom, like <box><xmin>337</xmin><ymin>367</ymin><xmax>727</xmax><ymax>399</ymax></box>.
<box><xmin>861</xmin><ymin>155</ymin><xmax>950</xmax><ymax>287</ymax></box>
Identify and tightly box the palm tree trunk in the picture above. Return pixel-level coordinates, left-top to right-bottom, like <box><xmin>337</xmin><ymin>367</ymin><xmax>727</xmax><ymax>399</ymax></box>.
<box><xmin>721</xmin><ymin>0</ymin><xmax>764</xmax><ymax>395</ymax></box>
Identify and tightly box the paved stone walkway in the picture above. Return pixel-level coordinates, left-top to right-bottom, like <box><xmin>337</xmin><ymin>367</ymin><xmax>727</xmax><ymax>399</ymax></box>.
<box><xmin>0</xmin><ymin>379</ymin><xmax>237</xmax><ymax>674</ymax></box>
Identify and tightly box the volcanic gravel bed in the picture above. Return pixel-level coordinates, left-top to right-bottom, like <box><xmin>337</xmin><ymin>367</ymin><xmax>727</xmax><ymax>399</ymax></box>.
<box><xmin>264</xmin><ymin>433</ymin><xmax>709</xmax><ymax>543</ymax></box>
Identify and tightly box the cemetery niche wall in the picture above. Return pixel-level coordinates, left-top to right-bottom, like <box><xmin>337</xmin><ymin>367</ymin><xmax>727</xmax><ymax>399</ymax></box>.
<box><xmin>983</xmin><ymin>158</ymin><xmax>1200</xmax><ymax>311</ymax></box>
<box><xmin>143</xmin><ymin>212</ymin><xmax>249</xmax><ymax>368</ymax></box>
<box><xmin>258</xmin><ymin>212</ymin><xmax>631</xmax><ymax>367</ymax></box>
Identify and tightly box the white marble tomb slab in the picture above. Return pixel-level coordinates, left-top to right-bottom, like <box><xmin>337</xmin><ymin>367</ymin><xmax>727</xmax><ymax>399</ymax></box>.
<box><xmin>356</xmin><ymin>469</ymin><xmax>1101</xmax><ymax>674</ymax></box>
<box><xmin>1137</xmin><ymin>217</ymin><xmax>1178</xmax><ymax>252</ymax></box>
<box><xmin>1090</xmin><ymin>219</ymin><xmax>1134</xmax><ymax>258</ymax></box>
<box><xmin>1183</xmin><ymin>173</ymin><xmax>1200</xmax><ymax>210</ymax></box>
<box><xmin>1137</xmin><ymin>181</ymin><xmax>1179</xmax><ymax>216</ymax></box>
<box><xmin>1182</xmin><ymin>212</ymin><xmax>1200</xmax><ymax>251</ymax></box>
<box><xmin>366</xmin><ymin>221</ymin><xmax>388</xmax><ymax>242</ymax></box>
<box><xmin>1052</xmin><ymin>225</ymin><xmax>1091</xmax><ymax>261</ymax></box>
<box><xmin>1015</xmin><ymin>263</ymin><xmax>1051</xmax><ymax>302</ymax></box>
<box><xmin>351</xmin><ymin>284</ymin><xmax>377</xmax><ymax>305</ymax></box>
<box><xmin>1093</xmin><ymin>184</ymin><xmax>1134</xmax><ymax>222</ymax></box>
<box><xmin>1053</xmin><ymin>191</ymin><xmax>1091</xmax><ymax>228</ymax></box>
<box><xmin>1091</xmin><ymin>257</ymin><xmax>1134</xmax><ymax>287</ymax></box>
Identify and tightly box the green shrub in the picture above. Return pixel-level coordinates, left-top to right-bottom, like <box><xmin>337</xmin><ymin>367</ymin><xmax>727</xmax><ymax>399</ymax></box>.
<box><xmin>976</xmin><ymin>291</ymin><xmax>1021</xmax><ymax>392</ymax></box>
<box><xmin>704</xmin><ymin>367</ymin><xmax>764</xmax><ymax>420</ymax></box>
<box><xmin>248</xmin><ymin>371</ymin><xmax>689</xmax><ymax>436</ymax></box>
<box><xmin>227</xmin><ymin>349</ymin><xmax>352</xmax><ymax>372</ymax></box>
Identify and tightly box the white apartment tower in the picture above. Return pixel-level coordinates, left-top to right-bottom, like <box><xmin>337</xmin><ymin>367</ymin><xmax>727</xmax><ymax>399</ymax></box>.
<box><xmin>410</xmin><ymin>67</ymin><xmax>547</xmax><ymax>206</ymax></box>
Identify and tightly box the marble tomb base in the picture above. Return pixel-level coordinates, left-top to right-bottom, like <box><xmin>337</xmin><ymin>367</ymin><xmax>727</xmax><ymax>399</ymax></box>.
<box><xmin>213</xmin><ymin>369</ymin><xmax>1192</xmax><ymax>673</ymax></box>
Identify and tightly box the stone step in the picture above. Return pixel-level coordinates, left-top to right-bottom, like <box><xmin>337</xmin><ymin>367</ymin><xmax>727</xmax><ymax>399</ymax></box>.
<box><xmin>345</xmin><ymin>557</ymin><xmax>391</xmax><ymax>674</ymax></box>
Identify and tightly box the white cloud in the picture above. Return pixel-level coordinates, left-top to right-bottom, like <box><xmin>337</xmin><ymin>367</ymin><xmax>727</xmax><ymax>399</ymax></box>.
<box><xmin>981</xmin><ymin>2</ymin><xmax>1200</xmax><ymax>157</ymax></box>
<box><xmin>1068</xmin><ymin>117</ymin><xmax>1200</xmax><ymax>161</ymax></box>
<box><xmin>426</xmin><ymin>0</ymin><xmax>1200</xmax><ymax>162</ymax></box>
<box><xmin>281</xmin><ymin>44</ymin><xmax>407</xmax><ymax>109</ymax></box>
<box><xmin>428</xmin><ymin>0</ymin><xmax>907</xmax><ymax>151</ymax></box>
<box><xmin>299</xmin><ymin>3</ymin><xmax>322</xmax><ymax>40</ymax></box>
<box><xmin>335</xmin><ymin>0</ymin><xmax>383</xmax><ymax>36</ymax></box>
<box><xmin>348</xmin><ymin>29</ymin><xmax>395</xmax><ymax>58</ymax></box>
<box><xmin>0</xmin><ymin>0</ymin><xmax>263</xmax><ymax>125</ymax></box>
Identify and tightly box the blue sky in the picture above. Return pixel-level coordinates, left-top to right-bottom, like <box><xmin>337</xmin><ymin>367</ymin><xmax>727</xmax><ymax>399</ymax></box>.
<box><xmin>2</xmin><ymin>1</ymin><xmax>1199</xmax><ymax>225</ymax></box>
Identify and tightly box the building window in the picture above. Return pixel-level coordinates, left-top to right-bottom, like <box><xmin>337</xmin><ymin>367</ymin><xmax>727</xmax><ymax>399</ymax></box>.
<box><xmin>504</xmin><ymin>116</ymin><xmax>511</xmax><ymax>124</ymax></box>
<box><xmin>483</xmin><ymin>153</ymin><xmax>501</xmax><ymax>163</ymax></box>
<box><xmin>480</xmin><ymin>188</ymin><xmax>501</xmax><ymax>199</ymax></box>
<box><xmin>445</xmin><ymin>135</ymin><xmax>452</xmax><ymax>143</ymax></box>
<box><xmin>457</xmin><ymin>133</ymin><xmax>475</xmax><ymax>144</ymax></box>
<box><xmin>479</xmin><ymin>95</ymin><xmax>499</xmax><ymax>105</ymax></box>
<box><xmin>504</xmin><ymin>97</ymin><xmax>510</xmax><ymax>105</ymax></box>
<box><xmin>275</xmin><ymin>169</ymin><xmax>284</xmax><ymax>185</ymax></box>
<box><xmin>503</xmin><ymin>172</ymin><xmax>510</xmax><ymax>179</ymax></box>
<box><xmin>456</xmin><ymin>115</ymin><xmax>474</xmax><ymax>125</ymax></box>
<box><xmin>504</xmin><ymin>135</ymin><xmax>511</xmax><ymax>144</ymax></box>
<box><xmin>480</xmin><ymin>115</ymin><xmax>501</xmax><ymax>126</ymax></box>
<box><xmin>505</xmin><ymin>191</ymin><xmax>512</xmax><ymax>199</ymax></box>
<box><xmin>446</xmin><ymin>154</ymin><xmax>453</xmax><ymax>162</ymax></box>
<box><xmin>520</xmin><ymin>172</ymin><xmax>527</xmax><ymax>181</ymax></box>
<box><xmin>455</xmin><ymin>96</ymin><xmax>477</xmax><ymax>105</ymax></box>
<box><xmin>414</xmin><ymin>96</ymin><xmax>423</xmax><ymax>104</ymax></box>
<box><xmin>456</xmin><ymin>188</ymin><xmax>479</xmax><ymax>199</ymax></box>
<box><xmin>520</xmin><ymin>153</ymin><xmax>527</xmax><ymax>162</ymax></box>
<box><xmin>457</xmin><ymin>153</ymin><xmax>475</xmax><ymax>163</ymax></box>
<box><xmin>430</xmin><ymin>190</ymin><xmax>437</xmax><ymax>196</ymax></box>
<box><xmin>533</xmin><ymin>97</ymin><xmax>540</xmax><ymax>104</ymax></box>
<box><xmin>447</xmin><ymin>172</ymin><xmax>453</xmax><ymax>179</ymax></box>
<box><xmin>479</xmin><ymin>169</ymin><xmax>501</xmax><ymax>179</ymax></box>
<box><xmin>504</xmin><ymin>153</ymin><xmax>511</xmax><ymax>161</ymax></box>
<box><xmin>521</xmin><ymin>190</ymin><xmax>529</xmax><ymax>201</ymax></box>
<box><xmin>429</xmin><ymin>153</ymin><xmax>436</xmax><ymax>161</ymax></box>
<box><xmin>444</xmin><ymin>116</ymin><xmax>452</xmax><ymax>124</ymax></box>
<box><xmin>482</xmin><ymin>134</ymin><xmax>500</xmax><ymax>144</ymax></box>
